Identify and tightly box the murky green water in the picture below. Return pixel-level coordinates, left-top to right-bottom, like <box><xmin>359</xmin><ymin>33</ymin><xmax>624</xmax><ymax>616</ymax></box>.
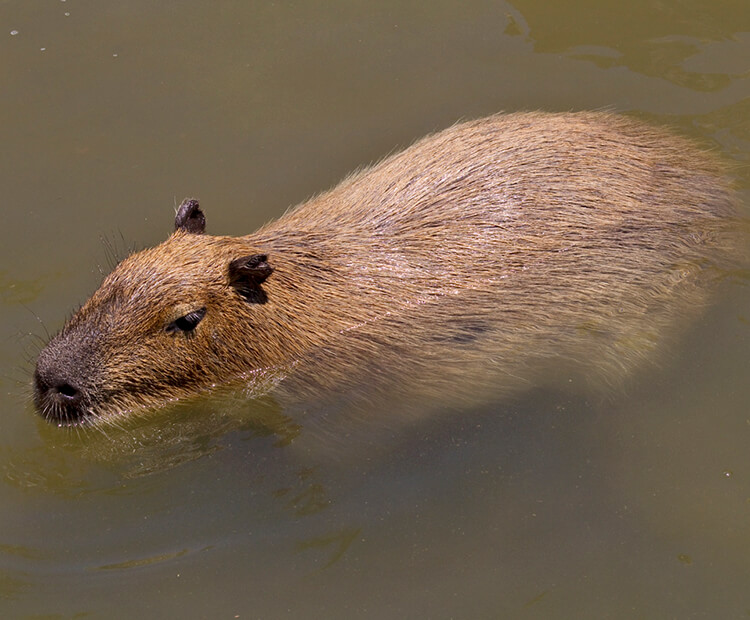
<box><xmin>1</xmin><ymin>1</ymin><xmax>749</xmax><ymax>618</ymax></box>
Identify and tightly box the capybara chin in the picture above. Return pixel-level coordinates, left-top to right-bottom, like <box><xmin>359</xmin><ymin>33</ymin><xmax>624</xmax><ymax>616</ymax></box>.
<box><xmin>33</xmin><ymin>112</ymin><xmax>742</xmax><ymax>427</ymax></box>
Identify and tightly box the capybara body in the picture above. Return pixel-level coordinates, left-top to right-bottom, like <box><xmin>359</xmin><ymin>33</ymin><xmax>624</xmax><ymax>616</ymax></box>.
<box><xmin>34</xmin><ymin>112</ymin><xmax>741</xmax><ymax>426</ymax></box>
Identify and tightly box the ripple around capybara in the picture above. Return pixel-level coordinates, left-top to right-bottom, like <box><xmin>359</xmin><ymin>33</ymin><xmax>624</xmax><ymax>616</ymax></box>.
<box><xmin>34</xmin><ymin>112</ymin><xmax>744</xmax><ymax>428</ymax></box>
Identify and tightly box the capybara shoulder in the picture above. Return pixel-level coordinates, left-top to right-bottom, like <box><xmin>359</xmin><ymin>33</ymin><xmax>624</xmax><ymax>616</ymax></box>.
<box><xmin>34</xmin><ymin>112</ymin><xmax>743</xmax><ymax>426</ymax></box>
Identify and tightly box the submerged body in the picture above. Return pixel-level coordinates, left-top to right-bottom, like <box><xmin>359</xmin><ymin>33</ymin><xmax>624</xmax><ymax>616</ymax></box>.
<box><xmin>34</xmin><ymin>112</ymin><xmax>741</xmax><ymax>426</ymax></box>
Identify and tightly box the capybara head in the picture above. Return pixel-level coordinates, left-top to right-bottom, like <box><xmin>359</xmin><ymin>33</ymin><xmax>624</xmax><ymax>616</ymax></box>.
<box><xmin>34</xmin><ymin>200</ymin><xmax>276</xmax><ymax>426</ymax></box>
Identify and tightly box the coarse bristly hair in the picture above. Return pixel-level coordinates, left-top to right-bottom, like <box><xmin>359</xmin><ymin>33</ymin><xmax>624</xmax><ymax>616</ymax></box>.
<box><xmin>33</xmin><ymin>111</ymin><xmax>745</xmax><ymax>428</ymax></box>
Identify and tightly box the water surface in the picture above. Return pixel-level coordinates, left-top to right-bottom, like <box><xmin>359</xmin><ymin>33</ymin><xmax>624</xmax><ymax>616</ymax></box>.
<box><xmin>1</xmin><ymin>1</ymin><xmax>749</xmax><ymax>617</ymax></box>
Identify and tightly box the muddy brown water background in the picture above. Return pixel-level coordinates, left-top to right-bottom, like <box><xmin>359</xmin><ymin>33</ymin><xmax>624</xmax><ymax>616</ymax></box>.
<box><xmin>1</xmin><ymin>1</ymin><xmax>750</xmax><ymax>618</ymax></box>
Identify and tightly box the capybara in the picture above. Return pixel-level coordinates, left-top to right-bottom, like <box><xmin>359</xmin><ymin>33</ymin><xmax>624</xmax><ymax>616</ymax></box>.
<box><xmin>33</xmin><ymin>112</ymin><xmax>742</xmax><ymax>427</ymax></box>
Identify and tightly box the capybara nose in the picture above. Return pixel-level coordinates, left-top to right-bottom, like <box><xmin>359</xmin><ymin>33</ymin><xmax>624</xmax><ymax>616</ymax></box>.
<box><xmin>33</xmin><ymin>366</ymin><xmax>86</xmax><ymax>424</ymax></box>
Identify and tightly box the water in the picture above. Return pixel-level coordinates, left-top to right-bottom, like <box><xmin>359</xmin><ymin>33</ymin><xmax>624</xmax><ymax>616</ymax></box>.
<box><xmin>1</xmin><ymin>1</ymin><xmax>749</xmax><ymax>617</ymax></box>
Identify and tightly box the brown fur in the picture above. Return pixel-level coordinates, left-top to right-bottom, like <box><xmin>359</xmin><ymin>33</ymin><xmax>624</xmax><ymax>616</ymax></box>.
<box><xmin>34</xmin><ymin>112</ymin><xmax>742</xmax><ymax>426</ymax></box>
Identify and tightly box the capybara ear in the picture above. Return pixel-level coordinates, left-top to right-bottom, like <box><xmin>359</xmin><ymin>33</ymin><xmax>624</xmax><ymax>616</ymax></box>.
<box><xmin>228</xmin><ymin>254</ymin><xmax>274</xmax><ymax>303</ymax></box>
<box><xmin>175</xmin><ymin>198</ymin><xmax>206</xmax><ymax>234</ymax></box>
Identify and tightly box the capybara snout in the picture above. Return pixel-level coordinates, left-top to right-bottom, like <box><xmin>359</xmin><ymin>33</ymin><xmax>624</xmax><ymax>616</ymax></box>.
<box><xmin>34</xmin><ymin>112</ymin><xmax>742</xmax><ymax>426</ymax></box>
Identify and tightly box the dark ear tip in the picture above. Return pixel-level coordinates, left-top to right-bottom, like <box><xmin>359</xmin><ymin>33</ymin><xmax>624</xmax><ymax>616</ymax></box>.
<box><xmin>175</xmin><ymin>198</ymin><xmax>206</xmax><ymax>234</ymax></box>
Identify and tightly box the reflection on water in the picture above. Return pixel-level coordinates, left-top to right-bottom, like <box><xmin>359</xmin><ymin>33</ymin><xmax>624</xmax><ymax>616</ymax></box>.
<box><xmin>5</xmin><ymin>391</ymin><xmax>293</xmax><ymax>483</ymax></box>
<box><xmin>294</xmin><ymin>527</ymin><xmax>362</xmax><ymax>570</ymax></box>
<box><xmin>0</xmin><ymin>271</ymin><xmax>47</xmax><ymax>306</ymax></box>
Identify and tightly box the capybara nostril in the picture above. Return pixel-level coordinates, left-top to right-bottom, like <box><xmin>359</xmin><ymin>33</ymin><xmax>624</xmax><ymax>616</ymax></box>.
<box><xmin>53</xmin><ymin>382</ymin><xmax>81</xmax><ymax>402</ymax></box>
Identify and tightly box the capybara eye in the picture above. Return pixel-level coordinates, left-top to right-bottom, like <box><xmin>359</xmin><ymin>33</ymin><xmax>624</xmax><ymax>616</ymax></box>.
<box><xmin>166</xmin><ymin>307</ymin><xmax>206</xmax><ymax>334</ymax></box>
